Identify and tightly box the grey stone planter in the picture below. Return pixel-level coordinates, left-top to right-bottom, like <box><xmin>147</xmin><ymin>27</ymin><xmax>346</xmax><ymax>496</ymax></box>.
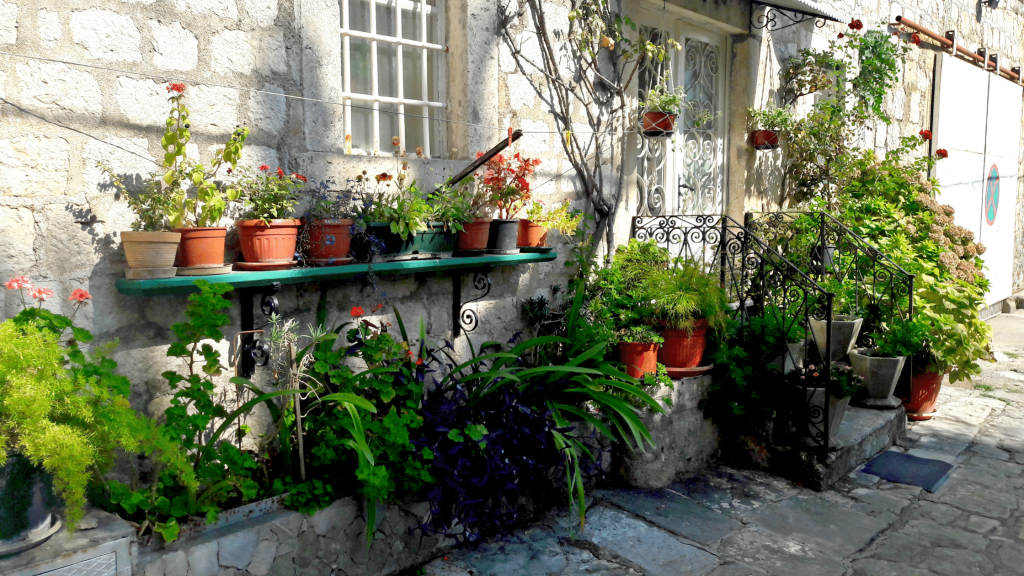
<box><xmin>795</xmin><ymin>386</ymin><xmax>851</xmax><ymax>447</ymax></box>
<box><xmin>809</xmin><ymin>316</ymin><xmax>863</xmax><ymax>362</ymax></box>
<box><xmin>849</xmin><ymin>347</ymin><xmax>906</xmax><ymax>409</ymax></box>
<box><xmin>771</xmin><ymin>341</ymin><xmax>805</xmax><ymax>374</ymax></box>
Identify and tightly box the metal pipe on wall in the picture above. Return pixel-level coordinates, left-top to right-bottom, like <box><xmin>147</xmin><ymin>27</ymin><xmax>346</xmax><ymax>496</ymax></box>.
<box><xmin>894</xmin><ymin>15</ymin><xmax>1021</xmax><ymax>83</ymax></box>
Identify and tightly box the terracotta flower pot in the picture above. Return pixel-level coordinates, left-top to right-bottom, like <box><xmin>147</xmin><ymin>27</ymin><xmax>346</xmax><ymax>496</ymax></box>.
<box><xmin>457</xmin><ymin>218</ymin><xmax>492</xmax><ymax>252</ymax></box>
<box><xmin>174</xmin><ymin>227</ymin><xmax>228</xmax><ymax>268</ymax></box>
<box><xmin>304</xmin><ymin>219</ymin><xmax>354</xmax><ymax>261</ymax></box>
<box><xmin>517</xmin><ymin>219</ymin><xmax>548</xmax><ymax>247</ymax></box>
<box><xmin>658</xmin><ymin>318</ymin><xmax>709</xmax><ymax>368</ymax></box>
<box><xmin>618</xmin><ymin>342</ymin><xmax>659</xmax><ymax>379</ymax></box>
<box><xmin>642</xmin><ymin>111</ymin><xmax>677</xmax><ymax>137</ymax></box>
<box><xmin>750</xmin><ymin>129</ymin><xmax>781</xmax><ymax>150</ymax></box>
<box><xmin>121</xmin><ymin>231</ymin><xmax>181</xmax><ymax>269</ymax></box>
<box><xmin>238</xmin><ymin>219</ymin><xmax>301</xmax><ymax>263</ymax></box>
<box><xmin>905</xmin><ymin>369</ymin><xmax>944</xmax><ymax>420</ymax></box>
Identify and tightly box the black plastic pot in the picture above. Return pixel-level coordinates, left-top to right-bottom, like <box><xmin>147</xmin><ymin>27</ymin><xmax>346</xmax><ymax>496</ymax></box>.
<box><xmin>352</xmin><ymin>222</ymin><xmax>457</xmax><ymax>261</ymax></box>
<box><xmin>487</xmin><ymin>219</ymin><xmax>520</xmax><ymax>254</ymax></box>
<box><xmin>0</xmin><ymin>454</ymin><xmax>62</xmax><ymax>553</ymax></box>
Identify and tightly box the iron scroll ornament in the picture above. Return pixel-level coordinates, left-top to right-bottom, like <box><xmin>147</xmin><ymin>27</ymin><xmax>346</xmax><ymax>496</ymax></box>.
<box><xmin>750</xmin><ymin>3</ymin><xmax>829</xmax><ymax>32</ymax></box>
<box><xmin>458</xmin><ymin>272</ymin><xmax>492</xmax><ymax>334</ymax></box>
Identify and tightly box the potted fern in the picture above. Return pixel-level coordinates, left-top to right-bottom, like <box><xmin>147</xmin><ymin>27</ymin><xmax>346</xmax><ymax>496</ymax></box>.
<box><xmin>643</xmin><ymin>260</ymin><xmax>729</xmax><ymax>369</ymax></box>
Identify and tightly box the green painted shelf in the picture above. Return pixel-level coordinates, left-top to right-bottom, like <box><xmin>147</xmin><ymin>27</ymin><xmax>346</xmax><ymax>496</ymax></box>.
<box><xmin>115</xmin><ymin>252</ymin><xmax>558</xmax><ymax>296</ymax></box>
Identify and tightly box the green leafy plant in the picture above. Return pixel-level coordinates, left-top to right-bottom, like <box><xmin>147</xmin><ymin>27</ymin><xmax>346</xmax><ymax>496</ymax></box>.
<box><xmin>641</xmin><ymin>83</ymin><xmax>687</xmax><ymax>115</ymax></box>
<box><xmin>97</xmin><ymin>163</ymin><xmax>176</xmax><ymax>232</ymax></box>
<box><xmin>0</xmin><ymin>277</ymin><xmax>192</xmax><ymax>532</ymax></box>
<box><xmin>617</xmin><ymin>325</ymin><xmax>663</xmax><ymax>344</ymax></box>
<box><xmin>237</xmin><ymin>165</ymin><xmax>306</xmax><ymax>224</ymax></box>
<box><xmin>427</xmin><ymin>181</ymin><xmax>476</xmax><ymax>232</ymax></box>
<box><xmin>746</xmin><ymin>104</ymin><xmax>794</xmax><ymax>132</ymax></box>
<box><xmin>748</xmin><ymin>306</ymin><xmax>806</xmax><ymax>345</ymax></box>
<box><xmin>642</xmin><ymin>260</ymin><xmax>729</xmax><ymax>334</ymax></box>
<box><xmin>524</xmin><ymin>200</ymin><xmax>585</xmax><ymax>238</ymax></box>
<box><xmin>475</xmin><ymin>151</ymin><xmax>542</xmax><ymax>219</ymax></box>
<box><xmin>355</xmin><ymin>170</ymin><xmax>432</xmax><ymax>239</ymax></box>
<box><xmin>787</xmin><ymin>363</ymin><xmax>863</xmax><ymax>399</ymax></box>
<box><xmin>873</xmin><ymin>316</ymin><xmax>928</xmax><ymax>358</ymax></box>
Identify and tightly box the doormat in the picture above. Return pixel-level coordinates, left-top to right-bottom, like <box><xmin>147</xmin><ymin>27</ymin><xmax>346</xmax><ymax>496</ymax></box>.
<box><xmin>860</xmin><ymin>450</ymin><xmax>955</xmax><ymax>492</ymax></box>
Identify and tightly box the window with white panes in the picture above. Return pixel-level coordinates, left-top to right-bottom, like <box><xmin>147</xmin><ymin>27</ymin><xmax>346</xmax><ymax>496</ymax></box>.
<box><xmin>342</xmin><ymin>0</ymin><xmax>446</xmax><ymax>157</ymax></box>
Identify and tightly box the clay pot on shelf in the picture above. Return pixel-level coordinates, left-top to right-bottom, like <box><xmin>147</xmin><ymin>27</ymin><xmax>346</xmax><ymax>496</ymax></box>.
<box><xmin>174</xmin><ymin>227</ymin><xmax>228</xmax><ymax>269</ymax></box>
<box><xmin>517</xmin><ymin>219</ymin><xmax>548</xmax><ymax>248</ymax></box>
<box><xmin>457</xmin><ymin>218</ymin><xmax>492</xmax><ymax>253</ymax></box>
<box><xmin>641</xmin><ymin>111</ymin><xmax>677</xmax><ymax>138</ymax></box>
<box><xmin>238</xmin><ymin>219</ymin><xmax>302</xmax><ymax>264</ymax></box>
<box><xmin>304</xmin><ymin>219</ymin><xmax>354</xmax><ymax>263</ymax></box>
<box><xmin>850</xmin><ymin>348</ymin><xmax>907</xmax><ymax>409</ymax></box>
<box><xmin>618</xmin><ymin>342</ymin><xmax>659</xmax><ymax>379</ymax></box>
<box><xmin>121</xmin><ymin>231</ymin><xmax>181</xmax><ymax>278</ymax></box>
<box><xmin>487</xmin><ymin>219</ymin><xmax>520</xmax><ymax>254</ymax></box>
<box><xmin>658</xmin><ymin>318</ymin><xmax>709</xmax><ymax>368</ymax></box>
<box><xmin>905</xmin><ymin>369</ymin><xmax>945</xmax><ymax>420</ymax></box>
<box><xmin>750</xmin><ymin>129</ymin><xmax>781</xmax><ymax>150</ymax></box>
<box><xmin>809</xmin><ymin>315</ymin><xmax>863</xmax><ymax>362</ymax></box>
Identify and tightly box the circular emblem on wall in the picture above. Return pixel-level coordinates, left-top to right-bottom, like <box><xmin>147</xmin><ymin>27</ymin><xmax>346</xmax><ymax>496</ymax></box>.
<box><xmin>985</xmin><ymin>164</ymin><xmax>1000</xmax><ymax>226</ymax></box>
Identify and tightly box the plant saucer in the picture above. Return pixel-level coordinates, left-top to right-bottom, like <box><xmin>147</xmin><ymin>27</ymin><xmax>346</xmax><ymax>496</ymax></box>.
<box><xmin>665</xmin><ymin>364</ymin><xmax>714</xmax><ymax>379</ymax></box>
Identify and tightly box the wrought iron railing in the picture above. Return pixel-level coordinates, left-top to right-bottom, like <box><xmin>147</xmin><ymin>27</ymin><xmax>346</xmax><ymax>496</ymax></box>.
<box><xmin>632</xmin><ymin>215</ymin><xmax>838</xmax><ymax>460</ymax></box>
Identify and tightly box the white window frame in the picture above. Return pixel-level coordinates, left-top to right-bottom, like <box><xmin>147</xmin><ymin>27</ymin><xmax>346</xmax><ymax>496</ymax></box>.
<box><xmin>341</xmin><ymin>0</ymin><xmax>448</xmax><ymax>157</ymax></box>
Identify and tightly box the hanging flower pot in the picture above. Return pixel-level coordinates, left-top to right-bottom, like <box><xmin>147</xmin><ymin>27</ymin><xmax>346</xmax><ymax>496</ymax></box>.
<box><xmin>641</xmin><ymin>112</ymin><xmax>677</xmax><ymax>138</ymax></box>
<box><xmin>121</xmin><ymin>231</ymin><xmax>181</xmax><ymax>278</ymax></box>
<box><xmin>658</xmin><ymin>318</ymin><xmax>709</xmax><ymax>368</ymax></box>
<box><xmin>618</xmin><ymin>342</ymin><xmax>659</xmax><ymax>379</ymax></box>
<box><xmin>810</xmin><ymin>245</ymin><xmax>837</xmax><ymax>274</ymax></box>
<box><xmin>517</xmin><ymin>219</ymin><xmax>548</xmax><ymax>247</ymax></box>
<box><xmin>303</xmin><ymin>219</ymin><xmax>354</xmax><ymax>264</ymax></box>
<box><xmin>238</xmin><ymin>219</ymin><xmax>302</xmax><ymax>264</ymax></box>
<box><xmin>457</xmin><ymin>217</ymin><xmax>492</xmax><ymax>253</ymax></box>
<box><xmin>750</xmin><ymin>129</ymin><xmax>781</xmax><ymax>150</ymax></box>
<box><xmin>174</xmin><ymin>227</ymin><xmax>228</xmax><ymax>269</ymax></box>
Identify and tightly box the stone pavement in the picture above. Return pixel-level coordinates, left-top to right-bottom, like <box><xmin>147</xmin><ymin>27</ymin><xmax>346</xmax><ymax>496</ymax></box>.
<box><xmin>419</xmin><ymin>315</ymin><xmax>1024</xmax><ymax>576</ymax></box>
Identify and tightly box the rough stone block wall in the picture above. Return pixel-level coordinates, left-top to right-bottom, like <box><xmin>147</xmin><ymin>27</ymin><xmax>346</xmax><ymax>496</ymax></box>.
<box><xmin>137</xmin><ymin>498</ymin><xmax>451</xmax><ymax>576</ymax></box>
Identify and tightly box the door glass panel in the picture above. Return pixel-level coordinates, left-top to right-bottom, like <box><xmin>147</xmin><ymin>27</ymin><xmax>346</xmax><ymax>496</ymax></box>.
<box><xmin>636</xmin><ymin>26</ymin><xmax>669</xmax><ymax>217</ymax></box>
<box><xmin>678</xmin><ymin>38</ymin><xmax>722</xmax><ymax>215</ymax></box>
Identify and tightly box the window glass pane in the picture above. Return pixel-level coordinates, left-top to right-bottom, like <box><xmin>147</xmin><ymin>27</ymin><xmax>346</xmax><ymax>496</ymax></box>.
<box><xmin>376</xmin><ymin>2</ymin><xmax>396</xmax><ymax>37</ymax></box>
<box><xmin>380</xmin><ymin>103</ymin><xmax>400</xmax><ymax>151</ymax></box>
<box><xmin>429</xmin><ymin>108</ymin><xmax>441</xmax><ymax>157</ymax></box>
<box><xmin>401</xmin><ymin>7</ymin><xmax>420</xmax><ymax>41</ymax></box>
<box><xmin>403</xmin><ymin>49</ymin><xmax>422</xmax><ymax>100</ymax></box>
<box><xmin>427</xmin><ymin>12</ymin><xmax>439</xmax><ymax>44</ymax></box>
<box><xmin>350</xmin><ymin>99</ymin><xmax>373</xmax><ymax>152</ymax></box>
<box><xmin>404</xmin><ymin>106</ymin><xmax>425</xmax><ymax>153</ymax></box>
<box><xmin>378</xmin><ymin>43</ymin><xmax>398</xmax><ymax>98</ymax></box>
<box><xmin>427</xmin><ymin>49</ymin><xmax>437</xmax><ymax>101</ymax></box>
<box><xmin>350</xmin><ymin>38</ymin><xmax>372</xmax><ymax>95</ymax></box>
<box><xmin>349</xmin><ymin>0</ymin><xmax>370</xmax><ymax>31</ymax></box>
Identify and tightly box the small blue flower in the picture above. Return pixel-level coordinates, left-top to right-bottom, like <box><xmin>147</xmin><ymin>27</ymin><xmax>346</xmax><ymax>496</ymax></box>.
<box><xmin>325</xmin><ymin>234</ymin><xmax>336</xmax><ymax>246</ymax></box>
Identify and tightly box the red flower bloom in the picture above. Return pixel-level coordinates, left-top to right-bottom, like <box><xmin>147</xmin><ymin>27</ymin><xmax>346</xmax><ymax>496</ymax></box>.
<box><xmin>375</xmin><ymin>172</ymin><xmax>394</xmax><ymax>182</ymax></box>
<box><xmin>69</xmin><ymin>288</ymin><xmax>92</xmax><ymax>303</ymax></box>
<box><xmin>919</xmin><ymin>129</ymin><xmax>932</xmax><ymax>140</ymax></box>
<box><xmin>415</xmin><ymin>357</ymin><xmax>423</xmax><ymax>366</ymax></box>
<box><xmin>373</xmin><ymin>303</ymin><xmax>384</xmax><ymax>311</ymax></box>
<box><xmin>259</xmin><ymin>165</ymin><xmax>270</xmax><ymax>171</ymax></box>
<box><xmin>936</xmin><ymin>149</ymin><xmax>949</xmax><ymax>159</ymax></box>
<box><xmin>911</xmin><ymin>33</ymin><xmax>921</xmax><ymax>45</ymax></box>
<box><xmin>838</xmin><ymin>33</ymin><xmax>845</xmax><ymax>39</ymax></box>
<box><xmin>276</xmin><ymin>167</ymin><xmax>285</xmax><ymax>178</ymax></box>
<box><xmin>166</xmin><ymin>83</ymin><xmax>186</xmax><ymax>94</ymax></box>
<box><xmin>4</xmin><ymin>276</ymin><xmax>32</xmax><ymax>290</ymax></box>
<box><xmin>29</xmin><ymin>287</ymin><xmax>54</xmax><ymax>300</ymax></box>
<box><xmin>296</xmin><ymin>174</ymin><xmax>307</xmax><ymax>183</ymax></box>
<box><xmin>406</xmin><ymin>350</ymin><xmax>413</xmax><ymax>357</ymax></box>
<box><xmin>351</xmin><ymin>305</ymin><xmax>365</xmax><ymax>318</ymax></box>
<box><xmin>848</xmin><ymin>19</ymin><xmax>863</xmax><ymax>30</ymax></box>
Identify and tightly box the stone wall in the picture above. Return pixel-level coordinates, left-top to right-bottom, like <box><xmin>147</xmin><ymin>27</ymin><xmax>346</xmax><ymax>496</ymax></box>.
<box><xmin>743</xmin><ymin>0</ymin><xmax>1024</xmax><ymax>292</ymax></box>
<box><xmin>136</xmin><ymin>498</ymin><xmax>450</xmax><ymax>576</ymax></box>
<box><xmin>0</xmin><ymin>0</ymin><xmax>585</xmax><ymax>434</ymax></box>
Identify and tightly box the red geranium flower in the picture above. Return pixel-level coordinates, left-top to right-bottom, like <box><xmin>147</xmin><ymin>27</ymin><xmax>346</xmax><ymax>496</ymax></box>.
<box><xmin>375</xmin><ymin>172</ymin><xmax>394</xmax><ymax>182</ymax></box>
<box><xmin>936</xmin><ymin>149</ymin><xmax>949</xmax><ymax>159</ymax></box>
<box><xmin>911</xmin><ymin>33</ymin><xmax>921</xmax><ymax>45</ymax></box>
<box><xmin>351</xmin><ymin>305</ymin><xmax>365</xmax><ymax>318</ymax></box>
<box><xmin>166</xmin><ymin>83</ymin><xmax>186</xmax><ymax>94</ymax></box>
<box><xmin>848</xmin><ymin>19</ymin><xmax>863</xmax><ymax>30</ymax></box>
<box><xmin>296</xmin><ymin>174</ymin><xmax>307</xmax><ymax>183</ymax></box>
<box><xmin>29</xmin><ymin>287</ymin><xmax>54</xmax><ymax>300</ymax></box>
<box><xmin>4</xmin><ymin>276</ymin><xmax>32</xmax><ymax>290</ymax></box>
<box><xmin>919</xmin><ymin>129</ymin><xmax>932</xmax><ymax>140</ymax></box>
<box><xmin>416</xmin><ymin>357</ymin><xmax>423</xmax><ymax>366</ymax></box>
<box><xmin>259</xmin><ymin>165</ymin><xmax>270</xmax><ymax>171</ymax></box>
<box><xmin>69</xmin><ymin>288</ymin><xmax>92</xmax><ymax>303</ymax></box>
<box><xmin>838</xmin><ymin>33</ymin><xmax>845</xmax><ymax>39</ymax></box>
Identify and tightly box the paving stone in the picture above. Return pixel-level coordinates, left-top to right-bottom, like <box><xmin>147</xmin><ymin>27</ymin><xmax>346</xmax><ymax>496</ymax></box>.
<box><xmin>998</xmin><ymin>540</ymin><xmax>1024</xmax><ymax>573</ymax></box>
<box><xmin>851</xmin><ymin>470</ymin><xmax>881</xmax><ymax>486</ymax></box>
<box><xmin>897</xmin><ymin>520</ymin><xmax>989</xmax><ymax>552</ymax></box>
<box><xmin>718</xmin><ymin>527</ymin><xmax>846</xmax><ymax>576</ymax></box>
<box><xmin>933</xmin><ymin>480</ymin><xmax>1018</xmax><ymax>518</ymax></box>
<box><xmin>920</xmin><ymin>547</ymin><xmax>994</xmax><ymax>576</ymax></box>
<box><xmin>965</xmin><ymin>514</ymin><xmax>1001</xmax><ymax>533</ymax></box>
<box><xmin>672</xmin><ymin>468</ymin><xmax>796</xmax><ymax>519</ymax></box>
<box><xmin>452</xmin><ymin>526</ymin><xmax>569</xmax><ymax>576</ymax></box>
<box><xmin>962</xmin><ymin>455</ymin><xmax>1024</xmax><ymax>478</ymax></box>
<box><xmin>911</xmin><ymin>501</ymin><xmax>962</xmax><ymax>525</ymax></box>
<box><xmin>746</xmin><ymin>494</ymin><xmax>889</xmax><ymax>558</ymax></box>
<box><xmin>579</xmin><ymin>507</ymin><xmax>718</xmax><ymax>576</ymax></box>
<box><xmin>870</xmin><ymin>533</ymin><xmax>930</xmax><ymax>565</ymax></box>
<box><xmin>851</xmin><ymin>559</ymin><xmax>941</xmax><ymax>576</ymax></box>
<box><xmin>851</xmin><ymin>489</ymin><xmax>912</xmax><ymax>515</ymax></box>
<box><xmin>598</xmin><ymin>488</ymin><xmax>743</xmax><ymax>546</ymax></box>
<box><xmin>969</xmin><ymin>444</ymin><xmax>1011</xmax><ymax>461</ymax></box>
<box><xmin>706</xmin><ymin>563</ymin><xmax>766</xmax><ymax>575</ymax></box>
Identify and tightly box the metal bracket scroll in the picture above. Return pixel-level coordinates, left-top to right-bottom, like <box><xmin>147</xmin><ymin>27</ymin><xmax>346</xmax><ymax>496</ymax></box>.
<box><xmin>751</xmin><ymin>3</ymin><xmax>827</xmax><ymax>32</ymax></box>
<box><xmin>239</xmin><ymin>283</ymin><xmax>282</xmax><ymax>378</ymax></box>
<box><xmin>452</xmin><ymin>271</ymin><xmax>492</xmax><ymax>338</ymax></box>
